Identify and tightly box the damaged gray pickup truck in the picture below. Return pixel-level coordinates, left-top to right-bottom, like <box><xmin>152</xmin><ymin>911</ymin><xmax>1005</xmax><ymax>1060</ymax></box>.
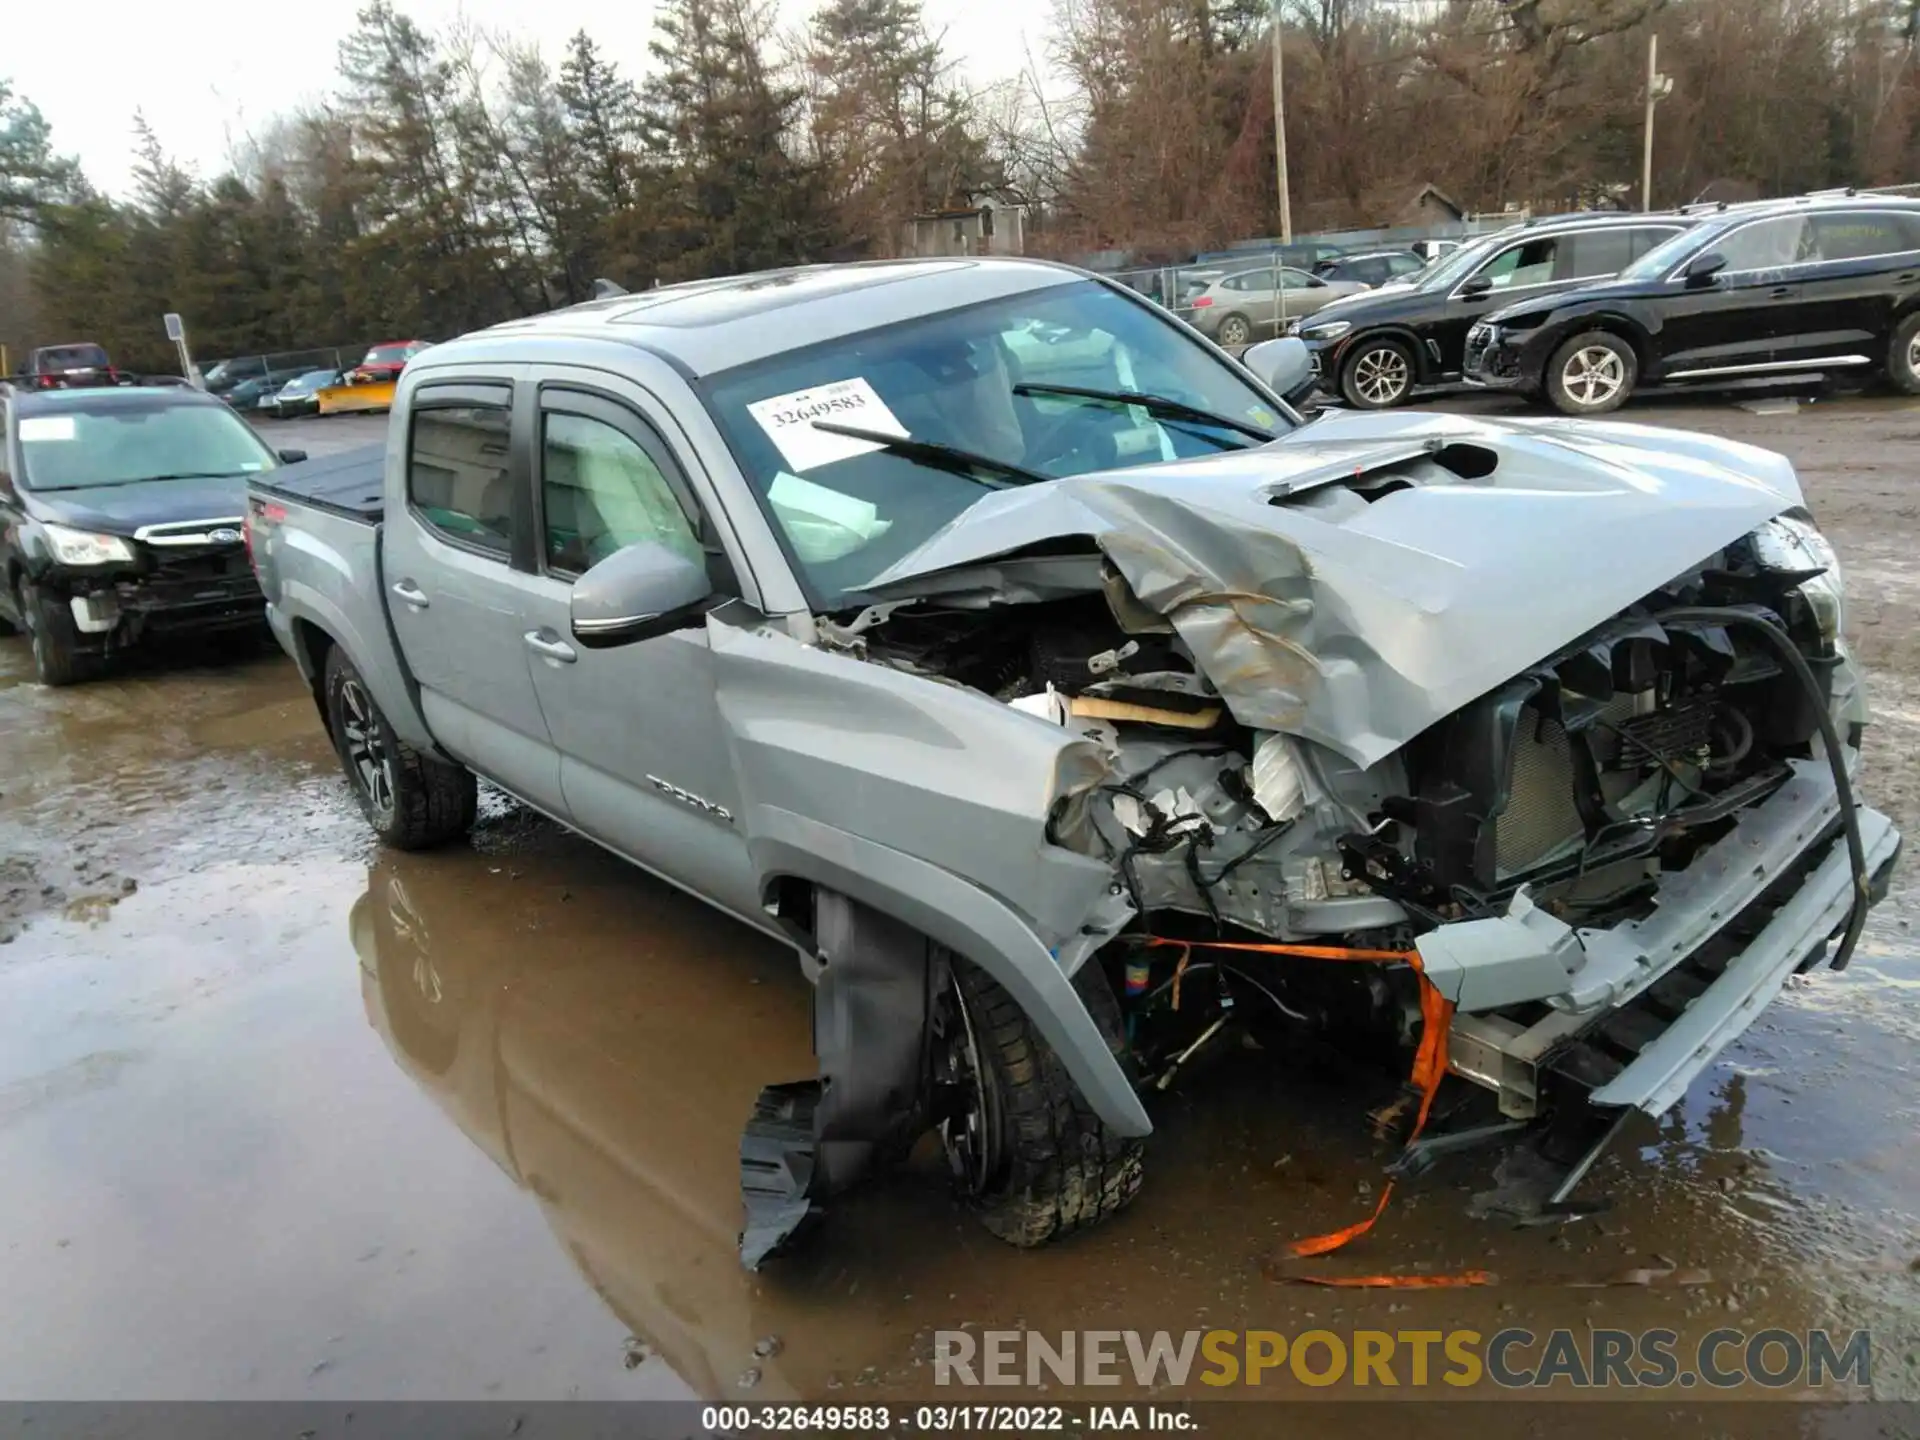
<box><xmin>245</xmin><ymin>258</ymin><xmax>1901</xmax><ymax>1268</ymax></box>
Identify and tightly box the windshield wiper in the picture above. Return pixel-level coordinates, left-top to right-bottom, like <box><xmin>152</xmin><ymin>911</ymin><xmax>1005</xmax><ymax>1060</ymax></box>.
<box><xmin>1011</xmin><ymin>383</ymin><xmax>1277</xmax><ymax>443</ymax></box>
<box><xmin>35</xmin><ymin>474</ymin><xmax>242</xmax><ymax>492</ymax></box>
<box><xmin>809</xmin><ymin>421</ymin><xmax>1049</xmax><ymax>489</ymax></box>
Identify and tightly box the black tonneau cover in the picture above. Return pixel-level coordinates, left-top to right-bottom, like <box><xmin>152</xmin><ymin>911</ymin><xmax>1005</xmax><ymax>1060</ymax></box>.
<box><xmin>251</xmin><ymin>442</ymin><xmax>385</xmax><ymax>521</ymax></box>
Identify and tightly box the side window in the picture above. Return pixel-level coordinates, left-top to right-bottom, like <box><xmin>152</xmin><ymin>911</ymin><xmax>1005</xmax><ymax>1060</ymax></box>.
<box><xmin>407</xmin><ymin>401</ymin><xmax>514</xmax><ymax>556</ymax></box>
<box><xmin>1715</xmin><ymin>216</ymin><xmax>1813</xmax><ymax>273</ymax></box>
<box><xmin>541</xmin><ymin>410</ymin><xmax>701</xmax><ymax>577</ymax></box>
<box><xmin>1388</xmin><ymin>253</ymin><xmax>1424</xmax><ymax>276</ymax></box>
<box><xmin>1628</xmin><ymin>226</ymin><xmax>1680</xmax><ymax>260</ymax></box>
<box><xmin>1810</xmin><ymin>212</ymin><xmax>1918</xmax><ymax>262</ymax></box>
<box><xmin>1566</xmin><ymin>228</ymin><xmax>1634</xmax><ymax>279</ymax></box>
<box><xmin>1477</xmin><ymin>237</ymin><xmax>1559</xmax><ymax>289</ymax></box>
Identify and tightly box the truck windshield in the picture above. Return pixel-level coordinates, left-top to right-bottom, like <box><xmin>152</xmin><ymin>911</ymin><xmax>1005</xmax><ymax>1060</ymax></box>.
<box><xmin>701</xmin><ymin>279</ymin><xmax>1289</xmax><ymax>607</ymax></box>
<box><xmin>18</xmin><ymin>400</ymin><xmax>280</xmax><ymax>491</ymax></box>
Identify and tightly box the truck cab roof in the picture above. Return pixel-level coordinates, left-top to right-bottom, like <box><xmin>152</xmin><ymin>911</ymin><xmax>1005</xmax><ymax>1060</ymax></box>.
<box><xmin>460</xmin><ymin>258</ymin><xmax>1089</xmax><ymax>378</ymax></box>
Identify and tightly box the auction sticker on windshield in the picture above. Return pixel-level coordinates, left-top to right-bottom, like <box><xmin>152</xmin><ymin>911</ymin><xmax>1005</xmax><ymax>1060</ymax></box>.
<box><xmin>19</xmin><ymin>417</ymin><xmax>76</xmax><ymax>442</ymax></box>
<box><xmin>747</xmin><ymin>377</ymin><xmax>906</xmax><ymax>473</ymax></box>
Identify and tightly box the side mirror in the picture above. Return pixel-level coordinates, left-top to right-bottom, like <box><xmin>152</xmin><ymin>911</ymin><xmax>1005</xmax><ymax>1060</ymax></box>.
<box><xmin>570</xmin><ymin>539</ymin><xmax>717</xmax><ymax>649</ymax></box>
<box><xmin>277</xmin><ymin>448</ymin><xmax>308</xmax><ymax>464</ymax></box>
<box><xmin>1684</xmin><ymin>251</ymin><xmax>1727</xmax><ymax>288</ymax></box>
<box><xmin>1241</xmin><ymin>337</ymin><xmax>1315</xmax><ymax>404</ymax></box>
<box><xmin>1458</xmin><ymin>273</ymin><xmax>1494</xmax><ymax>298</ymax></box>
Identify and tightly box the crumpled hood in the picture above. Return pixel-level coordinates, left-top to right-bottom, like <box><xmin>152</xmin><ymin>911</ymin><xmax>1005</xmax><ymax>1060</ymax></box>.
<box><xmin>865</xmin><ymin>408</ymin><xmax>1806</xmax><ymax>767</ymax></box>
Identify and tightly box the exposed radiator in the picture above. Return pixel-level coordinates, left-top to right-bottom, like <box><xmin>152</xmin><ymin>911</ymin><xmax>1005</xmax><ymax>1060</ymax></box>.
<box><xmin>1495</xmin><ymin>696</ymin><xmax>1642</xmax><ymax>876</ymax></box>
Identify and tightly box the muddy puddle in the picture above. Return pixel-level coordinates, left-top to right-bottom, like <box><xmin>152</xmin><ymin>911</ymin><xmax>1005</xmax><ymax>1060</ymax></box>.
<box><xmin>0</xmin><ymin>406</ymin><xmax>1917</xmax><ymax>1411</ymax></box>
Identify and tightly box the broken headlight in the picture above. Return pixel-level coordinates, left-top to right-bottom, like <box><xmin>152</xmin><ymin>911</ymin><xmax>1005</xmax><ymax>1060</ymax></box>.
<box><xmin>1750</xmin><ymin>513</ymin><xmax>1844</xmax><ymax>643</ymax></box>
<box><xmin>42</xmin><ymin>523</ymin><xmax>135</xmax><ymax>566</ymax></box>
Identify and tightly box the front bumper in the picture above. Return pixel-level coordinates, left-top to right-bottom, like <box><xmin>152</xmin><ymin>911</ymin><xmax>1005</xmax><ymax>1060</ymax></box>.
<box><xmin>1461</xmin><ymin>323</ymin><xmax>1535</xmax><ymax>391</ymax></box>
<box><xmin>48</xmin><ymin>547</ymin><xmax>265</xmax><ymax>646</ymax></box>
<box><xmin>1423</xmin><ymin>756</ymin><xmax>1901</xmax><ymax>1120</ymax></box>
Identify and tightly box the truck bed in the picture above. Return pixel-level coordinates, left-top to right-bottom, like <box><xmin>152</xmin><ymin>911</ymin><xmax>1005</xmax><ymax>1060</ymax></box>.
<box><xmin>253</xmin><ymin>443</ymin><xmax>385</xmax><ymax>522</ymax></box>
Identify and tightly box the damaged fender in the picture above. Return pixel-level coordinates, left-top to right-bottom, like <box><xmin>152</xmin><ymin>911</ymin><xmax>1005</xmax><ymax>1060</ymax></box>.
<box><xmin>707</xmin><ymin>616</ymin><xmax>1152</xmax><ymax>1140</ymax></box>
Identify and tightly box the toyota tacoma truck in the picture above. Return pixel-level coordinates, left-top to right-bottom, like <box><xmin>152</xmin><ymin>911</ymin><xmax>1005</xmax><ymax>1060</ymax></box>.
<box><xmin>245</xmin><ymin>258</ymin><xmax>1901</xmax><ymax>1269</ymax></box>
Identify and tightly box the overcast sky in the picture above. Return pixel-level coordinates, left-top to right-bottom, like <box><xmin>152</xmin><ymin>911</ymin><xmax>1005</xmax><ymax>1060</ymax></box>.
<box><xmin>10</xmin><ymin>0</ymin><xmax>1052</xmax><ymax>198</ymax></box>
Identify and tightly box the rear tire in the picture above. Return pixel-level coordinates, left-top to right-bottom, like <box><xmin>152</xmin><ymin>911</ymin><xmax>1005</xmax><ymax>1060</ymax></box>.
<box><xmin>322</xmin><ymin>646</ymin><xmax>476</xmax><ymax>849</ymax></box>
<box><xmin>942</xmin><ymin>958</ymin><xmax>1144</xmax><ymax>1247</ymax></box>
<box><xmin>1887</xmin><ymin>312</ymin><xmax>1920</xmax><ymax>394</ymax></box>
<box><xmin>1545</xmin><ymin>330</ymin><xmax>1637</xmax><ymax>415</ymax></box>
<box><xmin>19</xmin><ymin>578</ymin><xmax>86</xmax><ymax>687</ymax></box>
<box><xmin>1341</xmin><ymin>337</ymin><xmax>1416</xmax><ymax>408</ymax></box>
<box><xmin>1216</xmin><ymin>313</ymin><xmax>1253</xmax><ymax>348</ymax></box>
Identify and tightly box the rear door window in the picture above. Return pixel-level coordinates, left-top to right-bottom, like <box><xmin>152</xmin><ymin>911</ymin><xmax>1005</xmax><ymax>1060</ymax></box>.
<box><xmin>407</xmin><ymin>393</ymin><xmax>515</xmax><ymax>557</ymax></box>
<box><xmin>1565</xmin><ymin>228</ymin><xmax>1636</xmax><ymax>279</ymax></box>
<box><xmin>1810</xmin><ymin>211</ymin><xmax>1920</xmax><ymax>262</ymax></box>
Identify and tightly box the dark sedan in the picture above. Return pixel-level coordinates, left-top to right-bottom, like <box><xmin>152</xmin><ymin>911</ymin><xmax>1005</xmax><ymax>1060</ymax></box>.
<box><xmin>269</xmin><ymin>368</ymin><xmax>346</xmax><ymax>418</ymax></box>
<box><xmin>0</xmin><ymin>384</ymin><xmax>305</xmax><ymax>684</ymax></box>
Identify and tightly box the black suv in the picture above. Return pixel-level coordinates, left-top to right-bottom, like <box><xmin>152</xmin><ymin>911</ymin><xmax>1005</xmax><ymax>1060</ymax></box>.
<box><xmin>1464</xmin><ymin>194</ymin><xmax>1920</xmax><ymax>414</ymax></box>
<box><xmin>0</xmin><ymin>382</ymin><xmax>305</xmax><ymax>684</ymax></box>
<box><xmin>1295</xmin><ymin>212</ymin><xmax>1696</xmax><ymax>408</ymax></box>
<box><xmin>23</xmin><ymin>342</ymin><xmax>124</xmax><ymax>389</ymax></box>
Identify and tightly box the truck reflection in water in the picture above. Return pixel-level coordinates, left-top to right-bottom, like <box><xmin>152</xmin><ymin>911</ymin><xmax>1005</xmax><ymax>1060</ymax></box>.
<box><xmin>347</xmin><ymin>846</ymin><xmax>941</xmax><ymax>1401</ymax></box>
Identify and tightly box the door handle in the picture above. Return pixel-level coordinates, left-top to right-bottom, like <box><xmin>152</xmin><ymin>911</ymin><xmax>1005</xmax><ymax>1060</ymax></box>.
<box><xmin>391</xmin><ymin>580</ymin><xmax>429</xmax><ymax>609</ymax></box>
<box><xmin>524</xmin><ymin>630</ymin><xmax>577</xmax><ymax>664</ymax></box>
<box><xmin>1768</xmin><ymin>286</ymin><xmax>1796</xmax><ymax>300</ymax></box>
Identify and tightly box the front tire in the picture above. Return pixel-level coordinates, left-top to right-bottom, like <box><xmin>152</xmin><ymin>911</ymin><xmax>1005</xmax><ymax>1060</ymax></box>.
<box><xmin>19</xmin><ymin>578</ymin><xmax>86</xmax><ymax>687</ymax></box>
<box><xmin>1341</xmin><ymin>337</ymin><xmax>1416</xmax><ymax>408</ymax></box>
<box><xmin>1546</xmin><ymin>331</ymin><xmax>1637</xmax><ymax>415</ymax></box>
<box><xmin>1887</xmin><ymin>312</ymin><xmax>1920</xmax><ymax>394</ymax></box>
<box><xmin>939</xmin><ymin>958</ymin><xmax>1144</xmax><ymax>1247</ymax></box>
<box><xmin>323</xmin><ymin>646</ymin><xmax>476</xmax><ymax>849</ymax></box>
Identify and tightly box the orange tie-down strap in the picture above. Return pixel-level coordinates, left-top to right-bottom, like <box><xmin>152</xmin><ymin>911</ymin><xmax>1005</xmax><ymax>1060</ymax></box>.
<box><xmin>1142</xmin><ymin>937</ymin><xmax>1489</xmax><ymax>1287</ymax></box>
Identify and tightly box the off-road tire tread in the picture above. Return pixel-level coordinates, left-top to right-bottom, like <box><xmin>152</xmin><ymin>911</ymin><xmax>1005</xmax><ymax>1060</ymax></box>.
<box><xmin>955</xmin><ymin>960</ymin><xmax>1144</xmax><ymax>1247</ymax></box>
<box><xmin>323</xmin><ymin>647</ymin><xmax>476</xmax><ymax>851</ymax></box>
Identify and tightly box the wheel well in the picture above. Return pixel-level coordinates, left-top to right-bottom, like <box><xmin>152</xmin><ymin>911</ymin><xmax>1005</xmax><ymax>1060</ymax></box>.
<box><xmin>1560</xmin><ymin>319</ymin><xmax>1649</xmax><ymax>375</ymax></box>
<box><xmin>293</xmin><ymin>619</ymin><xmax>337</xmax><ymax>738</ymax></box>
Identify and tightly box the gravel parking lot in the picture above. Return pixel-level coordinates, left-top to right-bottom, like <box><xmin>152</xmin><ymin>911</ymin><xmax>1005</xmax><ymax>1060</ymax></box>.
<box><xmin>0</xmin><ymin>398</ymin><xmax>1915</xmax><ymax>1410</ymax></box>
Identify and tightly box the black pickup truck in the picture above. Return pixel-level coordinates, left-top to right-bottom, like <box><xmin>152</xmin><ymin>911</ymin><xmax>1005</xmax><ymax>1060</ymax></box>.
<box><xmin>0</xmin><ymin>381</ymin><xmax>306</xmax><ymax>684</ymax></box>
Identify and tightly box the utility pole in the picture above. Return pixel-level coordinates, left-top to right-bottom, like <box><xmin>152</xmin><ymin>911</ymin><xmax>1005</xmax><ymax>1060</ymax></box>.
<box><xmin>1642</xmin><ymin>33</ymin><xmax>1672</xmax><ymax>211</ymax></box>
<box><xmin>1273</xmin><ymin>0</ymin><xmax>1292</xmax><ymax>243</ymax></box>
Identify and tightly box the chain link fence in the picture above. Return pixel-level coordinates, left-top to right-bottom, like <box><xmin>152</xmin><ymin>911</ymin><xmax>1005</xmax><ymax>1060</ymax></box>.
<box><xmin>199</xmin><ymin>346</ymin><xmax>356</xmax><ymax>388</ymax></box>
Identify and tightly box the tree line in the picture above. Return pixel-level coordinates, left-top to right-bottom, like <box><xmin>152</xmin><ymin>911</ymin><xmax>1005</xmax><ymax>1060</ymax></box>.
<box><xmin>6</xmin><ymin>0</ymin><xmax>1920</xmax><ymax>372</ymax></box>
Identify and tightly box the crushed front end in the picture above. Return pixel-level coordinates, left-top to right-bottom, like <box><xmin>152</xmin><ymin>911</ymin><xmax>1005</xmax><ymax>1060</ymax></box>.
<box><xmin>866</xmin><ymin>421</ymin><xmax>1899</xmax><ymax>1215</ymax></box>
<box><xmin>733</xmin><ymin>414</ymin><xmax>1901</xmax><ymax>1260</ymax></box>
<box><xmin>1029</xmin><ymin>520</ymin><xmax>1899</xmax><ymax>1212</ymax></box>
<box><xmin>38</xmin><ymin>520</ymin><xmax>264</xmax><ymax>655</ymax></box>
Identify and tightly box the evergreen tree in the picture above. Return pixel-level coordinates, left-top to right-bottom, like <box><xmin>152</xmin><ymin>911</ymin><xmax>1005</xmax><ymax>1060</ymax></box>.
<box><xmin>642</xmin><ymin>0</ymin><xmax>834</xmax><ymax>279</ymax></box>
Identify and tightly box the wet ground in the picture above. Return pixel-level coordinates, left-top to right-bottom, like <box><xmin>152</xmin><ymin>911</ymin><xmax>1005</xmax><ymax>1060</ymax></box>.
<box><xmin>1</xmin><ymin>398</ymin><xmax>1917</xmax><ymax>1412</ymax></box>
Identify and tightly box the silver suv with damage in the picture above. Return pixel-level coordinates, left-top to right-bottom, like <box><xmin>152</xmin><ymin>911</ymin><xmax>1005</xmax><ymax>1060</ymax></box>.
<box><xmin>244</xmin><ymin>259</ymin><xmax>1901</xmax><ymax>1268</ymax></box>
